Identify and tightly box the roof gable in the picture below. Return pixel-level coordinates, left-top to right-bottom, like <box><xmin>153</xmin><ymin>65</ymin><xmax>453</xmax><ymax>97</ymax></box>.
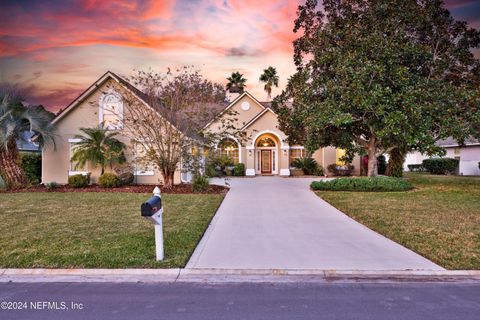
<box><xmin>203</xmin><ymin>91</ymin><xmax>266</xmax><ymax>129</ymax></box>
<box><xmin>240</xmin><ymin>107</ymin><xmax>278</xmax><ymax>131</ymax></box>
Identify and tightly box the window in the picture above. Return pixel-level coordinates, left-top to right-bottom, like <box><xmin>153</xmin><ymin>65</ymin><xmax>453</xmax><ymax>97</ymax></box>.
<box><xmin>256</xmin><ymin>137</ymin><xmax>276</xmax><ymax>147</ymax></box>
<box><xmin>289</xmin><ymin>148</ymin><xmax>305</xmax><ymax>167</ymax></box>
<box><xmin>133</xmin><ymin>143</ymin><xmax>155</xmax><ymax>176</ymax></box>
<box><xmin>218</xmin><ymin>138</ymin><xmax>239</xmax><ymax>164</ymax></box>
<box><xmin>336</xmin><ymin>149</ymin><xmax>347</xmax><ymax>165</ymax></box>
<box><xmin>99</xmin><ymin>90</ymin><xmax>123</xmax><ymax>130</ymax></box>
<box><xmin>68</xmin><ymin>138</ymin><xmax>88</xmax><ymax>175</ymax></box>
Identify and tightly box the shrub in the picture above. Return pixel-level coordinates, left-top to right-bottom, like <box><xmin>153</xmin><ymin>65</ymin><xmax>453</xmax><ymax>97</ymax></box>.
<box><xmin>311</xmin><ymin>176</ymin><xmax>413</xmax><ymax>192</ymax></box>
<box><xmin>292</xmin><ymin>157</ymin><xmax>320</xmax><ymax>175</ymax></box>
<box><xmin>98</xmin><ymin>173</ymin><xmax>121</xmax><ymax>188</ymax></box>
<box><xmin>327</xmin><ymin>163</ymin><xmax>354</xmax><ymax>176</ymax></box>
<box><xmin>377</xmin><ymin>155</ymin><xmax>386</xmax><ymax>175</ymax></box>
<box><xmin>192</xmin><ymin>174</ymin><xmax>209</xmax><ymax>192</ymax></box>
<box><xmin>422</xmin><ymin>158</ymin><xmax>459</xmax><ymax>175</ymax></box>
<box><xmin>20</xmin><ymin>152</ymin><xmax>41</xmax><ymax>184</ymax></box>
<box><xmin>68</xmin><ymin>174</ymin><xmax>89</xmax><ymax>188</ymax></box>
<box><xmin>118</xmin><ymin>172</ymin><xmax>134</xmax><ymax>185</ymax></box>
<box><xmin>45</xmin><ymin>181</ymin><xmax>58</xmax><ymax>190</ymax></box>
<box><xmin>407</xmin><ymin>164</ymin><xmax>424</xmax><ymax>172</ymax></box>
<box><xmin>205</xmin><ymin>163</ymin><xmax>219</xmax><ymax>178</ymax></box>
<box><xmin>114</xmin><ymin>165</ymin><xmax>134</xmax><ymax>185</ymax></box>
<box><xmin>233</xmin><ymin>163</ymin><xmax>246</xmax><ymax>176</ymax></box>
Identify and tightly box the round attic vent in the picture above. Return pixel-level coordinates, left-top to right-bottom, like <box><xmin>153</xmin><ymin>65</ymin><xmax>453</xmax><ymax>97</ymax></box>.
<box><xmin>241</xmin><ymin>101</ymin><xmax>250</xmax><ymax>111</ymax></box>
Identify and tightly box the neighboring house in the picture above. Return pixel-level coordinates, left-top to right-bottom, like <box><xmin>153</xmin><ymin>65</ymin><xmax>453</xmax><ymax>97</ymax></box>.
<box><xmin>17</xmin><ymin>131</ymin><xmax>41</xmax><ymax>153</ymax></box>
<box><xmin>404</xmin><ymin>137</ymin><xmax>480</xmax><ymax>176</ymax></box>
<box><xmin>42</xmin><ymin>71</ymin><xmax>360</xmax><ymax>185</ymax></box>
<box><xmin>203</xmin><ymin>91</ymin><xmax>360</xmax><ymax>176</ymax></box>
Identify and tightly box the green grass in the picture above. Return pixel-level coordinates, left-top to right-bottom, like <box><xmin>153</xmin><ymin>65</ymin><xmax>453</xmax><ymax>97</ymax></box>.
<box><xmin>316</xmin><ymin>173</ymin><xmax>480</xmax><ymax>270</ymax></box>
<box><xmin>0</xmin><ymin>192</ymin><xmax>223</xmax><ymax>268</ymax></box>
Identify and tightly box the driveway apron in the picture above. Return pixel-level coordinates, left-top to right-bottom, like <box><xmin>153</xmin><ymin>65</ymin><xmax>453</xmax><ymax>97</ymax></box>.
<box><xmin>187</xmin><ymin>177</ymin><xmax>444</xmax><ymax>270</ymax></box>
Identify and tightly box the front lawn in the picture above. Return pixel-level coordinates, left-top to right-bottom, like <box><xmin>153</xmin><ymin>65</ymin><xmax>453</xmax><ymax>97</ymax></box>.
<box><xmin>316</xmin><ymin>173</ymin><xmax>480</xmax><ymax>270</ymax></box>
<box><xmin>0</xmin><ymin>192</ymin><xmax>223</xmax><ymax>268</ymax></box>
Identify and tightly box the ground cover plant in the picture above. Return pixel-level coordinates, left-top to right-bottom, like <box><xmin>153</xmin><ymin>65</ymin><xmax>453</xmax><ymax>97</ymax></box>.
<box><xmin>311</xmin><ymin>176</ymin><xmax>413</xmax><ymax>192</ymax></box>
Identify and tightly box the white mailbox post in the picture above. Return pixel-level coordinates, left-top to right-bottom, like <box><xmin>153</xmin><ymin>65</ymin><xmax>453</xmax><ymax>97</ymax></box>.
<box><xmin>141</xmin><ymin>186</ymin><xmax>164</xmax><ymax>261</ymax></box>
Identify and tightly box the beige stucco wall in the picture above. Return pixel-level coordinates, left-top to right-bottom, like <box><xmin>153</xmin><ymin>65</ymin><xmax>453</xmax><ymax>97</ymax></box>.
<box><xmin>42</xmin><ymin>77</ymin><xmax>181</xmax><ymax>185</ymax></box>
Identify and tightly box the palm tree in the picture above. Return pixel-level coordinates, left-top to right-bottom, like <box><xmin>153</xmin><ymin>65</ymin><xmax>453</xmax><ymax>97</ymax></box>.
<box><xmin>71</xmin><ymin>126</ymin><xmax>126</xmax><ymax>175</ymax></box>
<box><xmin>0</xmin><ymin>88</ymin><xmax>56</xmax><ymax>189</ymax></box>
<box><xmin>226</xmin><ymin>72</ymin><xmax>247</xmax><ymax>93</ymax></box>
<box><xmin>259</xmin><ymin>66</ymin><xmax>279</xmax><ymax>101</ymax></box>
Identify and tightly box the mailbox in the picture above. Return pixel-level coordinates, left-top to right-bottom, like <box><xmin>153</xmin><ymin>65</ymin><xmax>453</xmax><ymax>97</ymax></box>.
<box><xmin>141</xmin><ymin>187</ymin><xmax>164</xmax><ymax>261</ymax></box>
<box><xmin>141</xmin><ymin>196</ymin><xmax>162</xmax><ymax>217</ymax></box>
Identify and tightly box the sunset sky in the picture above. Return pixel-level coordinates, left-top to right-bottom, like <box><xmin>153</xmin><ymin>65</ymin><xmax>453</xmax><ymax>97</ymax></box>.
<box><xmin>1</xmin><ymin>0</ymin><xmax>479</xmax><ymax>113</ymax></box>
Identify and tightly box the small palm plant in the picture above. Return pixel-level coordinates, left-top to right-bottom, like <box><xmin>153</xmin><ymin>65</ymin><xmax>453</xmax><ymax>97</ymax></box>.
<box><xmin>259</xmin><ymin>66</ymin><xmax>279</xmax><ymax>101</ymax></box>
<box><xmin>0</xmin><ymin>88</ymin><xmax>56</xmax><ymax>189</ymax></box>
<box><xmin>71</xmin><ymin>126</ymin><xmax>126</xmax><ymax>175</ymax></box>
<box><xmin>226</xmin><ymin>72</ymin><xmax>247</xmax><ymax>93</ymax></box>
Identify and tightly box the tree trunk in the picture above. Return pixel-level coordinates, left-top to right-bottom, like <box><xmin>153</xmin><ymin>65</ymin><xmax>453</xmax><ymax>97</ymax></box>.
<box><xmin>386</xmin><ymin>147</ymin><xmax>407</xmax><ymax>177</ymax></box>
<box><xmin>0</xmin><ymin>140</ymin><xmax>28</xmax><ymax>189</ymax></box>
<box><xmin>367</xmin><ymin>138</ymin><xmax>378</xmax><ymax>177</ymax></box>
<box><xmin>162</xmin><ymin>168</ymin><xmax>175</xmax><ymax>190</ymax></box>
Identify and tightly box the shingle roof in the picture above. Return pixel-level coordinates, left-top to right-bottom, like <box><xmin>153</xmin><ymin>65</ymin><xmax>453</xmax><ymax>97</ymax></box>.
<box><xmin>436</xmin><ymin>137</ymin><xmax>480</xmax><ymax>147</ymax></box>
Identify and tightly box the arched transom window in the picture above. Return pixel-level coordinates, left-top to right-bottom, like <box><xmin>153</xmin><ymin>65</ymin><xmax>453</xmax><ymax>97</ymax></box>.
<box><xmin>218</xmin><ymin>138</ymin><xmax>239</xmax><ymax>164</ymax></box>
<box><xmin>256</xmin><ymin>137</ymin><xmax>276</xmax><ymax>147</ymax></box>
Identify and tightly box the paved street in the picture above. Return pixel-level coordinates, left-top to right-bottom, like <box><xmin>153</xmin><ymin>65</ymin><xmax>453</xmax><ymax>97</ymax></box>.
<box><xmin>188</xmin><ymin>177</ymin><xmax>442</xmax><ymax>270</ymax></box>
<box><xmin>0</xmin><ymin>281</ymin><xmax>479</xmax><ymax>320</ymax></box>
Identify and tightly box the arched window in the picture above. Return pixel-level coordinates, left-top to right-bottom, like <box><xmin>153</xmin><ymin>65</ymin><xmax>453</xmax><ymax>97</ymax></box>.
<box><xmin>256</xmin><ymin>137</ymin><xmax>276</xmax><ymax>147</ymax></box>
<box><xmin>99</xmin><ymin>90</ymin><xmax>123</xmax><ymax>130</ymax></box>
<box><xmin>218</xmin><ymin>138</ymin><xmax>239</xmax><ymax>164</ymax></box>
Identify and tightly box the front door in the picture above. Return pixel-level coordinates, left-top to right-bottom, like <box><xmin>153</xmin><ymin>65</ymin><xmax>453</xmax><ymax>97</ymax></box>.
<box><xmin>261</xmin><ymin>150</ymin><xmax>272</xmax><ymax>174</ymax></box>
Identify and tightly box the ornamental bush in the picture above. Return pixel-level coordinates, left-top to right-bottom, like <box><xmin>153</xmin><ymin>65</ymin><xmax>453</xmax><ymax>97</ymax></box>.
<box><xmin>20</xmin><ymin>152</ymin><xmax>42</xmax><ymax>184</ymax></box>
<box><xmin>292</xmin><ymin>157</ymin><xmax>321</xmax><ymax>175</ymax></box>
<box><xmin>327</xmin><ymin>163</ymin><xmax>355</xmax><ymax>176</ymax></box>
<box><xmin>98</xmin><ymin>173</ymin><xmax>121</xmax><ymax>188</ymax></box>
<box><xmin>311</xmin><ymin>176</ymin><xmax>413</xmax><ymax>192</ymax></box>
<box><xmin>192</xmin><ymin>174</ymin><xmax>209</xmax><ymax>192</ymax></box>
<box><xmin>68</xmin><ymin>174</ymin><xmax>89</xmax><ymax>188</ymax></box>
<box><xmin>422</xmin><ymin>158</ymin><xmax>459</xmax><ymax>175</ymax></box>
<box><xmin>233</xmin><ymin>163</ymin><xmax>245</xmax><ymax>176</ymax></box>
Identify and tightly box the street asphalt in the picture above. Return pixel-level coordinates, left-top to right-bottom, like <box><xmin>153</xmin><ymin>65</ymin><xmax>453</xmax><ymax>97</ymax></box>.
<box><xmin>0</xmin><ymin>281</ymin><xmax>479</xmax><ymax>320</ymax></box>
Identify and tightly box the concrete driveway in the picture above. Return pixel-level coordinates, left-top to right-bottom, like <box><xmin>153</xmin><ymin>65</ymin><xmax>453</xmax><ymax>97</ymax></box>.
<box><xmin>187</xmin><ymin>177</ymin><xmax>443</xmax><ymax>270</ymax></box>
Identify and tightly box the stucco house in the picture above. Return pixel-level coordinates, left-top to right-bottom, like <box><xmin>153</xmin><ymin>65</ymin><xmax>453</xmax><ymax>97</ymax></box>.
<box><xmin>42</xmin><ymin>71</ymin><xmax>359</xmax><ymax>185</ymax></box>
<box><xmin>404</xmin><ymin>137</ymin><xmax>480</xmax><ymax>176</ymax></box>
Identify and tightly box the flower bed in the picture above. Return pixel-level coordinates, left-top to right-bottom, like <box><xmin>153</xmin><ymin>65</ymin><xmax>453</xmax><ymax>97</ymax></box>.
<box><xmin>2</xmin><ymin>183</ymin><xmax>228</xmax><ymax>194</ymax></box>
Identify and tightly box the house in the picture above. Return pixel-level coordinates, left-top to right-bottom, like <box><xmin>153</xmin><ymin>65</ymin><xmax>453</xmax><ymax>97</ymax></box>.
<box><xmin>17</xmin><ymin>131</ymin><xmax>41</xmax><ymax>153</ymax></box>
<box><xmin>42</xmin><ymin>71</ymin><xmax>360</xmax><ymax>185</ymax></box>
<box><xmin>404</xmin><ymin>137</ymin><xmax>480</xmax><ymax>176</ymax></box>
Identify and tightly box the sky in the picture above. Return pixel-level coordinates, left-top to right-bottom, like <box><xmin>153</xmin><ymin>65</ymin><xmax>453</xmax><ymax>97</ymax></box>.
<box><xmin>0</xmin><ymin>0</ymin><xmax>479</xmax><ymax>113</ymax></box>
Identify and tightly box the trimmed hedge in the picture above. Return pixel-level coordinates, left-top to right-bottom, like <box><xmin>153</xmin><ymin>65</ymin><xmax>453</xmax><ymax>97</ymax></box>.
<box><xmin>311</xmin><ymin>176</ymin><xmax>413</xmax><ymax>192</ymax></box>
<box><xmin>98</xmin><ymin>173</ymin><xmax>121</xmax><ymax>188</ymax></box>
<box><xmin>407</xmin><ymin>164</ymin><xmax>424</xmax><ymax>172</ymax></box>
<box><xmin>422</xmin><ymin>158</ymin><xmax>459</xmax><ymax>175</ymax></box>
<box><xmin>68</xmin><ymin>174</ymin><xmax>90</xmax><ymax>188</ymax></box>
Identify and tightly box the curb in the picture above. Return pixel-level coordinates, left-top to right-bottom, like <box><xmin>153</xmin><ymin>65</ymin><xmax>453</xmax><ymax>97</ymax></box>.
<box><xmin>1</xmin><ymin>268</ymin><xmax>479</xmax><ymax>283</ymax></box>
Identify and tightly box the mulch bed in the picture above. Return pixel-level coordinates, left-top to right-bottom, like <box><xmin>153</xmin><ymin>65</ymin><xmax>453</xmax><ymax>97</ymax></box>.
<box><xmin>2</xmin><ymin>183</ymin><xmax>228</xmax><ymax>195</ymax></box>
